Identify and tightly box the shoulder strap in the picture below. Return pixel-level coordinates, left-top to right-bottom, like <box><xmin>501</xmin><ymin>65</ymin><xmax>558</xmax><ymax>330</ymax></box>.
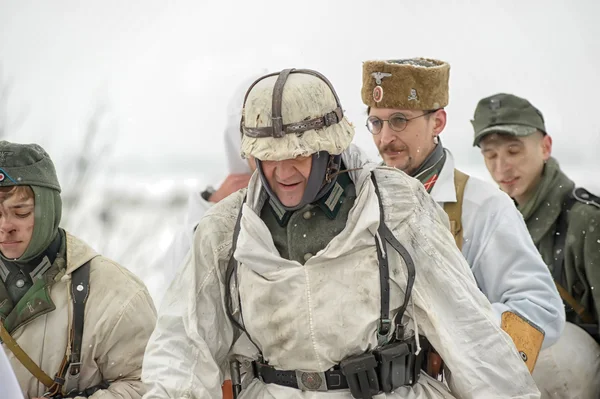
<box><xmin>370</xmin><ymin>173</ymin><xmax>416</xmax><ymax>341</ymax></box>
<box><xmin>68</xmin><ymin>261</ymin><xmax>91</xmax><ymax>373</ymax></box>
<box><xmin>572</xmin><ymin>187</ymin><xmax>600</xmax><ymax>209</ymax></box>
<box><xmin>0</xmin><ymin>321</ymin><xmax>55</xmax><ymax>387</ymax></box>
<box><xmin>443</xmin><ymin>169</ymin><xmax>469</xmax><ymax>251</ymax></box>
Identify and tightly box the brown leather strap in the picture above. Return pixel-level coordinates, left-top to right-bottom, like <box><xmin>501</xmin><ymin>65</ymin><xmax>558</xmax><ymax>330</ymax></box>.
<box><xmin>555</xmin><ymin>281</ymin><xmax>595</xmax><ymax>324</ymax></box>
<box><xmin>240</xmin><ymin>68</ymin><xmax>345</xmax><ymax>138</ymax></box>
<box><xmin>271</xmin><ymin>68</ymin><xmax>294</xmax><ymax>138</ymax></box>
<box><xmin>443</xmin><ymin>169</ymin><xmax>470</xmax><ymax>250</ymax></box>
<box><xmin>0</xmin><ymin>322</ymin><xmax>55</xmax><ymax>387</ymax></box>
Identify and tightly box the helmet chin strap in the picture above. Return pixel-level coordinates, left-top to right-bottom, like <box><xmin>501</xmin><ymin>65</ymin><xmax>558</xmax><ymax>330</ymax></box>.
<box><xmin>257</xmin><ymin>151</ymin><xmax>342</xmax><ymax>212</ymax></box>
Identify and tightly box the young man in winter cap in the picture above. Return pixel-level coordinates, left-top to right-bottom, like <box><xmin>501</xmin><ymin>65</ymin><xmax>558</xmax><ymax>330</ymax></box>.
<box><xmin>361</xmin><ymin>58</ymin><xmax>564</xmax><ymax>374</ymax></box>
<box><xmin>0</xmin><ymin>141</ymin><xmax>157</xmax><ymax>398</ymax></box>
<box><xmin>472</xmin><ymin>92</ymin><xmax>600</xmax><ymax>398</ymax></box>
<box><xmin>142</xmin><ymin>68</ymin><xmax>540</xmax><ymax>399</ymax></box>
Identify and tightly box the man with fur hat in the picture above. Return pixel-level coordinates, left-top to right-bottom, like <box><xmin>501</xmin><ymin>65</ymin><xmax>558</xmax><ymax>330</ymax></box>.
<box><xmin>141</xmin><ymin>68</ymin><xmax>540</xmax><ymax>398</ymax></box>
<box><xmin>360</xmin><ymin>58</ymin><xmax>564</xmax><ymax>374</ymax></box>
<box><xmin>0</xmin><ymin>141</ymin><xmax>157</xmax><ymax>398</ymax></box>
<box><xmin>472</xmin><ymin>92</ymin><xmax>600</xmax><ymax>398</ymax></box>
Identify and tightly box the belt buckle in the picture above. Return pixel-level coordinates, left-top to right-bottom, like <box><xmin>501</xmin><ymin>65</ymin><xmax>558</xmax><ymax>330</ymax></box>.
<box><xmin>295</xmin><ymin>370</ymin><xmax>327</xmax><ymax>391</ymax></box>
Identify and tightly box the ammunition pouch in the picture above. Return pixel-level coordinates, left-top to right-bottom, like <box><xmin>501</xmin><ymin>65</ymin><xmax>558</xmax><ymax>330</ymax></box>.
<box><xmin>340</xmin><ymin>352</ymin><xmax>380</xmax><ymax>398</ymax></box>
<box><xmin>375</xmin><ymin>339</ymin><xmax>424</xmax><ymax>391</ymax></box>
<box><xmin>253</xmin><ymin>336</ymin><xmax>427</xmax><ymax>399</ymax></box>
<box><xmin>338</xmin><ymin>335</ymin><xmax>425</xmax><ymax>399</ymax></box>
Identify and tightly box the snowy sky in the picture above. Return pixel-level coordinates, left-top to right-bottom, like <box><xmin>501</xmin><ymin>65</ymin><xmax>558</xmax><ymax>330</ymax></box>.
<box><xmin>1</xmin><ymin>0</ymin><xmax>599</xmax><ymax>190</ymax></box>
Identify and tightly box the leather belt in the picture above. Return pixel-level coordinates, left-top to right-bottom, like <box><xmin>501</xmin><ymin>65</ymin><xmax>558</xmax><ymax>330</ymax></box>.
<box><xmin>253</xmin><ymin>362</ymin><xmax>349</xmax><ymax>391</ymax></box>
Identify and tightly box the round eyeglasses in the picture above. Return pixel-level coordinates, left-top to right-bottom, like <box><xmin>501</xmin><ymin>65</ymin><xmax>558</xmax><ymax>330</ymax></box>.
<box><xmin>366</xmin><ymin>110</ymin><xmax>437</xmax><ymax>135</ymax></box>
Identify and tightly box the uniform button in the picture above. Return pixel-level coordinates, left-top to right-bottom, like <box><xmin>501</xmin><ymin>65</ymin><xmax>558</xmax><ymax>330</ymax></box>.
<box><xmin>303</xmin><ymin>211</ymin><xmax>312</xmax><ymax>220</ymax></box>
<box><xmin>16</xmin><ymin>279</ymin><xmax>25</xmax><ymax>288</ymax></box>
<box><xmin>304</xmin><ymin>253</ymin><xmax>313</xmax><ymax>261</ymax></box>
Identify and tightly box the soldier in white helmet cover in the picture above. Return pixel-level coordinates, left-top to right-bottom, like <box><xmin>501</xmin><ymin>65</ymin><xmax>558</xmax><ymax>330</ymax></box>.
<box><xmin>141</xmin><ymin>69</ymin><xmax>540</xmax><ymax>399</ymax></box>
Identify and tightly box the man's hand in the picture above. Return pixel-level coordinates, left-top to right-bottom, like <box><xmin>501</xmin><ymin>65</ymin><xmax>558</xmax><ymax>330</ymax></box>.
<box><xmin>209</xmin><ymin>173</ymin><xmax>252</xmax><ymax>203</ymax></box>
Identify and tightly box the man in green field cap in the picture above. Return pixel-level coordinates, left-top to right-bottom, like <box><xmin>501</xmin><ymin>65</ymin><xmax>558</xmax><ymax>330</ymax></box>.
<box><xmin>0</xmin><ymin>140</ymin><xmax>157</xmax><ymax>398</ymax></box>
<box><xmin>472</xmin><ymin>93</ymin><xmax>600</xmax><ymax>398</ymax></box>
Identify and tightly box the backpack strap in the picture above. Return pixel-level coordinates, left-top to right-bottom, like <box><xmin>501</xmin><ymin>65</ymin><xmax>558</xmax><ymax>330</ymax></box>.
<box><xmin>442</xmin><ymin>169</ymin><xmax>469</xmax><ymax>251</ymax></box>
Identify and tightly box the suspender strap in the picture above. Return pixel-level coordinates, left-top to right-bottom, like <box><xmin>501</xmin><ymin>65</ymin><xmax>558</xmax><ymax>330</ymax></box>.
<box><xmin>69</xmin><ymin>261</ymin><xmax>91</xmax><ymax>372</ymax></box>
<box><xmin>443</xmin><ymin>169</ymin><xmax>469</xmax><ymax>251</ymax></box>
<box><xmin>370</xmin><ymin>173</ymin><xmax>416</xmax><ymax>340</ymax></box>
<box><xmin>225</xmin><ymin>196</ymin><xmax>263</xmax><ymax>354</ymax></box>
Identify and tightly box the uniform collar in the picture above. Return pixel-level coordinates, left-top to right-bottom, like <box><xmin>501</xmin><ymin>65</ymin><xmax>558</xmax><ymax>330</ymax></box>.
<box><xmin>268</xmin><ymin>172</ymin><xmax>353</xmax><ymax>227</ymax></box>
<box><xmin>429</xmin><ymin>148</ymin><xmax>457</xmax><ymax>203</ymax></box>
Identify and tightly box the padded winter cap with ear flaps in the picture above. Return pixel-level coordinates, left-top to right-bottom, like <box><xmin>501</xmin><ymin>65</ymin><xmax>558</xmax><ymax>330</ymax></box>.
<box><xmin>240</xmin><ymin>69</ymin><xmax>355</xmax><ymax>161</ymax></box>
<box><xmin>0</xmin><ymin>141</ymin><xmax>62</xmax><ymax>263</ymax></box>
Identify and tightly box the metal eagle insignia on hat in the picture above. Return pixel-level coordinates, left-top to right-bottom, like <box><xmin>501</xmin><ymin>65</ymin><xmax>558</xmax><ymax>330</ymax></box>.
<box><xmin>371</xmin><ymin>72</ymin><xmax>391</xmax><ymax>103</ymax></box>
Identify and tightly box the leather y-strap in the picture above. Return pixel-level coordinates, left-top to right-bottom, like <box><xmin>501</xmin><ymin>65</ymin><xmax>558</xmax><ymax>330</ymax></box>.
<box><xmin>69</xmin><ymin>261</ymin><xmax>90</xmax><ymax>371</ymax></box>
<box><xmin>443</xmin><ymin>169</ymin><xmax>469</xmax><ymax>251</ymax></box>
<box><xmin>224</xmin><ymin>196</ymin><xmax>264</xmax><ymax>357</ymax></box>
<box><xmin>370</xmin><ymin>173</ymin><xmax>416</xmax><ymax>340</ymax></box>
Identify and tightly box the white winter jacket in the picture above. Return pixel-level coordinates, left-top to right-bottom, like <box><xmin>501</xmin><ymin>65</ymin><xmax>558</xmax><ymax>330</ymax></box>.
<box><xmin>142</xmin><ymin>145</ymin><xmax>541</xmax><ymax>399</ymax></box>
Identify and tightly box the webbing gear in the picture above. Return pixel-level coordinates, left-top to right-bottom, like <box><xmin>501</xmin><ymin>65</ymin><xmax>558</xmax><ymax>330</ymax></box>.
<box><xmin>442</xmin><ymin>169</ymin><xmax>469</xmax><ymax>251</ymax></box>
<box><xmin>225</xmin><ymin>171</ymin><xmax>422</xmax><ymax>399</ymax></box>
<box><xmin>46</xmin><ymin>380</ymin><xmax>109</xmax><ymax>398</ymax></box>
<box><xmin>369</xmin><ymin>173</ymin><xmax>415</xmax><ymax>339</ymax></box>
<box><xmin>252</xmin><ymin>335</ymin><xmax>428</xmax><ymax>395</ymax></box>
<box><xmin>1</xmin><ymin>261</ymin><xmax>93</xmax><ymax>397</ymax></box>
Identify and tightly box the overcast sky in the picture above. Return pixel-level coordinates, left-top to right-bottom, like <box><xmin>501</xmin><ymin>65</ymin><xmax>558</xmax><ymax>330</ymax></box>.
<box><xmin>1</xmin><ymin>0</ymin><xmax>599</xmax><ymax>188</ymax></box>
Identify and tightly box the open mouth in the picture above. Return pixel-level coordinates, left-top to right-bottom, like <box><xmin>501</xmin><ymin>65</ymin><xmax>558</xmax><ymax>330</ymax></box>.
<box><xmin>384</xmin><ymin>150</ymin><xmax>405</xmax><ymax>156</ymax></box>
<box><xmin>501</xmin><ymin>177</ymin><xmax>520</xmax><ymax>185</ymax></box>
<box><xmin>278</xmin><ymin>182</ymin><xmax>301</xmax><ymax>191</ymax></box>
